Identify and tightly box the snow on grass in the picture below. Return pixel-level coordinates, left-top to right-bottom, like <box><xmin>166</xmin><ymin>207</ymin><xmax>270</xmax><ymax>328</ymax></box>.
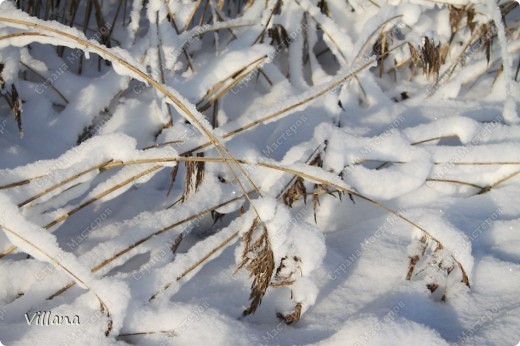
<box><xmin>0</xmin><ymin>0</ymin><xmax>519</xmax><ymax>345</ymax></box>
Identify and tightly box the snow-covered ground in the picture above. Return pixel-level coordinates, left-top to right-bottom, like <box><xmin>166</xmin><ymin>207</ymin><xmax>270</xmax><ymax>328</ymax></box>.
<box><xmin>0</xmin><ymin>0</ymin><xmax>519</xmax><ymax>345</ymax></box>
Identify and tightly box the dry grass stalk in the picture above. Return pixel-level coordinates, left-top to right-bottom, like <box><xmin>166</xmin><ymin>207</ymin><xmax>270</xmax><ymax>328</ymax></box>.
<box><xmin>423</xmin><ymin>37</ymin><xmax>444</xmax><ymax>79</ymax></box>
<box><xmin>312</xmin><ymin>184</ymin><xmax>322</xmax><ymax>223</ymax></box>
<box><xmin>239</xmin><ymin>145</ymin><xmax>330</xmax><ymax>318</ymax></box>
<box><xmin>154</xmin><ymin>12</ymin><xmax>174</xmax><ymax>127</ymax></box>
<box><xmin>466</xmin><ymin>6</ymin><xmax>476</xmax><ymax>33</ymax></box>
<box><xmin>20</xmin><ymin>61</ymin><xmax>69</xmax><ymax>104</ymax></box>
<box><xmin>46</xmin><ymin>193</ymin><xmax>248</xmax><ymax>300</ymax></box>
<box><xmin>479</xmin><ymin>23</ymin><xmax>494</xmax><ymax>64</ymax></box>
<box><xmin>3</xmin><ymin>154</ymin><xmax>515</xmax><ymax>209</ymax></box>
<box><xmin>0</xmin><ymin>177</ymin><xmax>39</xmax><ymax>190</ymax></box>
<box><xmin>182</xmin><ymin>160</ymin><xmax>196</xmax><ymax>202</ymax></box>
<box><xmin>448</xmin><ymin>4</ymin><xmax>476</xmax><ymax>44</ymax></box>
<box><xmin>149</xmin><ymin>228</ymin><xmax>241</xmax><ymax>302</ymax></box>
<box><xmin>278</xmin><ymin>145</ymin><xmax>321</xmax><ymax>206</ymax></box>
<box><xmin>350</xmin><ymin>15</ymin><xmax>403</xmax><ymax>72</ymax></box>
<box><xmin>212</xmin><ymin>98</ymin><xmax>219</xmax><ymax>128</ymax></box>
<box><xmin>182</xmin><ymin>153</ymin><xmax>205</xmax><ymax>202</ymax></box>
<box><xmin>196</xmin><ymin>55</ymin><xmax>268</xmax><ymax>112</ymax></box>
<box><xmin>118</xmin><ymin>330</ymin><xmax>176</xmax><ymax>337</ymax></box>
<box><xmin>4</xmin><ymin>157</ymin><xmax>215</xmax><ymax>210</ymax></box>
<box><xmin>170</xmin><ymin>233</ymin><xmax>184</xmax><ymax>254</ymax></box>
<box><xmin>183</xmin><ymin>54</ymin><xmax>378</xmax><ymax>156</ymax></box>
<box><xmin>18</xmin><ymin>160</ymin><xmax>113</xmax><ymax>208</ymax></box>
<box><xmin>426</xmin><ymin>178</ymin><xmax>483</xmax><ymax>190</ymax></box>
<box><xmin>295</xmin><ymin>0</ymin><xmax>383</xmax><ymax>99</ymax></box>
<box><xmin>211</xmin><ymin>210</ymin><xmax>224</xmax><ymax>224</ymax></box>
<box><xmin>0</xmin><ymin>222</ymin><xmax>113</xmax><ymax>335</ymax></box>
<box><xmin>282</xmin><ymin>176</ymin><xmax>307</xmax><ymax>207</ymax></box>
<box><xmin>0</xmin><ymin>62</ymin><xmax>4</xmax><ymax>89</ymax></box>
<box><xmin>11</xmin><ymin>84</ymin><xmax>23</xmax><ymax>138</ymax></box>
<box><xmin>166</xmin><ymin>164</ymin><xmax>179</xmax><ymax>197</ymax></box>
<box><xmin>1</xmin><ymin>165</ymin><xmax>163</xmax><ymax>258</ymax></box>
<box><xmin>406</xmin><ymin>235</ymin><xmax>427</xmax><ymax>280</ymax></box>
<box><xmin>407</xmin><ymin>235</ymin><xmax>469</xmax><ymax>301</ymax></box>
<box><xmin>317</xmin><ymin>0</ymin><xmax>329</xmax><ymax>15</ymax></box>
<box><xmin>91</xmin><ymin>0</ymin><xmax>111</xmax><ymax>48</ymax></box>
<box><xmin>308</xmin><ymin>152</ymin><xmax>328</xmax><ymax>222</ymax></box>
<box><xmin>428</xmin><ymin>11</ymin><xmax>519</xmax><ymax>96</ymax></box>
<box><xmin>408</xmin><ymin>42</ymin><xmax>422</xmax><ymax>76</ymax></box>
<box><xmin>409</xmin><ymin>37</ymin><xmax>448</xmax><ymax>80</ymax></box>
<box><xmin>273</xmin><ymin>255</ymin><xmax>301</xmax><ymax>286</ymax></box>
<box><xmin>237</xmin><ymin>218</ymin><xmax>276</xmax><ymax>316</ymax></box>
<box><xmin>44</xmin><ymin>165</ymin><xmax>163</xmax><ymax>230</ymax></box>
<box><xmin>478</xmin><ymin>169</ymin><xmax>520</xmax><ymax>194</ymax></box>
<box><xmin>448</xmin><ymin>4</ymin><xmax>476</xmax><ymax>41</ymax></box>
<box><xmin>449</xmin><ymin>6</ymin><xmax>466</xmax><ymax>35</ymax></box>
<box><xmin>182</xmin><ymin>0</ymin><xmax>203</xmax><ymax>32</ymax></box>
<box><xmin>0</xmin><ymin>16</ymin><xmax>262</xmax><ymax>216</ymax></box>
<box><xmin>163</xmin><ymin>3</ymin><xmax>195</xmax><ymax>72</ymax></box>
<box><xmin>0</xmin><ymin>17</ymin><xmax>272</xmax><ymax>277</ymax></box>
<box><xmin>253</xmin><ymin>0</ymin><xmax>281</xmax><ymax>44</ymax></box>
<box><xmin>276</xmin><ymin>302</ymin><xmax>302</xmax><ymax>324</ymax></box>
<box><xmin>195</xmin><ymin>153</ymin><xmax>205</xmax><ymax>188</ymax></box>
<box><xmin>268</xmin><ymin>24</ymin><xmax>291</xmax><ymax>49</ymax></box>
<box><xmin>296</xmin><ymin>0</ymin><xmax>348</xmax><ymax>62</ymax></box>
<box><xmin>107</xmin><ymin>0</ymin><xmax>124</xmax><ymax>40</ymax></box>
<box><xmin>79</xmin><ymin>0</ymin><xmax>93</xmax><ymax>74</ymax></box>
<box><xmin>251</xmin><ymin>160</ymin><xmax>472</xmax><ymax>291</ymax></box>
<box><xmin>27</xmin><ymin>152</ymin><xmax>483</xmax><ymax>308</ymax></box>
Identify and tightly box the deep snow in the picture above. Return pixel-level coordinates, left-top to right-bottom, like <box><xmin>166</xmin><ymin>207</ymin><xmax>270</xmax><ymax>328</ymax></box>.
<box><xmin>0</xmin><ymin>0</ymin><xmax>519</xmax><ymax>345</ymax></box>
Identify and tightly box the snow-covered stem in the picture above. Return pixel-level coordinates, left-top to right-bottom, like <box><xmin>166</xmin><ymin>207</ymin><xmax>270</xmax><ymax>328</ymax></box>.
<box><xmin>0</xmin><ymin>13</ymin><xmax>263</xmax><ymax>211</ymax></box>
<box><xmin>0</xmin><ymin>223</ymin><xmax>113</xmax><ymax>335</ymax></box>
<box><xmin>45</xmin><ymin>192</ymin><xmax>248</xmax><ymax>300</ymax></box>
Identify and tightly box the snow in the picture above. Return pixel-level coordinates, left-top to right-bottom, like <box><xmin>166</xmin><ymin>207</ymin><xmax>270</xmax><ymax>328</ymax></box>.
<box><xmin>486</xmin><ymin>0</ymin><xmax>519</xmax><ymax>124</ymax></box>
<box><xmin>319</xmin><ymin>315</ymin><xmax>449</xmax><ymax>346</ymax></box>
<box><xmin>0</xmin><ymin>1</ymin><xmax>519</xmax><ymax>345</ymax></box>
<box><xmin>401</xmin><ymin>4</ymin><xmax>422</xmax><ymax>27</ymax></box>
<box><xmin>403</xmin><ymin>116</ymin><xmax>481</xmax><ymax>144</ymax></box>
<box><xmin>345</xmin><ymin>158</ymin><xmax>432</xmax><ymax>200</ymax></box>
<box><xmin>0</xmin><ymin>194</ymin><xmax>130</xmax><ymax>337</ymax></box>
<box><xmin>125</xmin><ymin>0</ymin><xmax>144</xmax><ymax>47</ymax></box>
<box><xmin>254</xmin><ymin>199</ymin><xmax>326</xmax><ymax>281</ymax></box>
<box><xmin>181</xmin><ymin>44</ymin><xmax>274</xmax><ymax>100</ymax></box>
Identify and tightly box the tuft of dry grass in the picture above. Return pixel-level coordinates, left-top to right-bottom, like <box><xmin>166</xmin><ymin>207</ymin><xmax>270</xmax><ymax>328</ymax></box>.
<box><xmin>409</xmin><ymin>37</ymin><xmax>447</xmax><ymax>80</ymax></box>
<box><xmin>283</xmin><ymin>176</ymin><xmax>307</xmax><ymax>207</ymax></box>
<box><xmin>236</xmin><ymin>217</ymin><xmax>276</xmax><ymax>316</ymax></box>
<box><xmin>407</xmin><ymin>235</ymin><xmax>470</xmax><ymax>301</ymax></box>
<box><xmin>277</xmin><ymin>302</ymin><xmax>302</xmax><ymax>325</ymax></box>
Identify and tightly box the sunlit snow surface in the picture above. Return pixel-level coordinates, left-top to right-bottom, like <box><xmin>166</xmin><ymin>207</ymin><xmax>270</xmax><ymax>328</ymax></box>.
<box><xmin>0</xmin><ymin>0</ymin><xmax>519</xmax><ymax>345</ymax></box>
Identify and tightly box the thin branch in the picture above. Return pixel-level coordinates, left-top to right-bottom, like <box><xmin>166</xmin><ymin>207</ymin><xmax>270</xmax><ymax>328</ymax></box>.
<box><xmin>19</xmin><ymin>61</ymin><xmax>69</xmax><ymax>104</ymax></box>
